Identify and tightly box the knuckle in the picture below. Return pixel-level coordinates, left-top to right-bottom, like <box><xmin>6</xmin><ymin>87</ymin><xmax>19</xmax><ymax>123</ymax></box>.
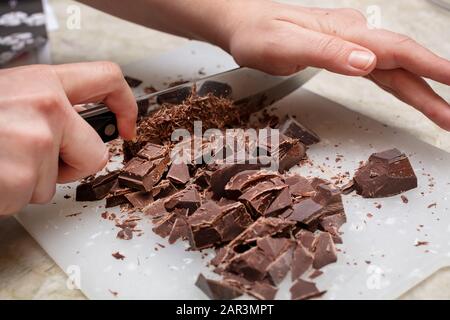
<box><xmin>14</xmin><ymin>167</ymin><xmax>38</xmax><ymax>193</ymax></box>
<box><xmin>31</xmin><ymin>129</ymin><xmax>55</xmax><ymax>153</ymax></box>
<box><xmin>317</xmin><ymin>37</ymin><xmax>346</xmax><ymax>59</ymax></box>
<box><xmin>36</xmin><ymin>91</ymin><xmax>65</xmax><ymax>114</ymax></box>
<box><xmin>337</xmin><ymin>8</ymin><xmax>366</xmax><ymax>21</ymax></box>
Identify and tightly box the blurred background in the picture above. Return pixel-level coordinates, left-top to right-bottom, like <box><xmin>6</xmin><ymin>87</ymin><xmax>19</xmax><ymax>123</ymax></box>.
<box><xmin>0</xmin><ymin>0</ymin><xmax>449</xmax><ymax>299</ymax></box>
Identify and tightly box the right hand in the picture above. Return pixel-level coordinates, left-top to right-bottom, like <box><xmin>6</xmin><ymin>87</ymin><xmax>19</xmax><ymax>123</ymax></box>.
<box><xmin>0</xmin><ymin>62</ymin><xmax>138</xmax><ymax>216</ymax></box>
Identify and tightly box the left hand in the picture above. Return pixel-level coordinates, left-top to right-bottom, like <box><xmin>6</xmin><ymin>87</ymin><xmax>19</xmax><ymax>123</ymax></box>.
<box><xmin>221</xmin><ymin>0</ymin><xmax>450</xmax><ymax>130</ymax></box>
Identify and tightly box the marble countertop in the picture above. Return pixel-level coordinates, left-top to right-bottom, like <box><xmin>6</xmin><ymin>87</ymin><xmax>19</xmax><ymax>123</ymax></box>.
<box><xmin>0</xmin><ymin>0</ymin><xmax>449</xmax><ymax>300</ymax></box>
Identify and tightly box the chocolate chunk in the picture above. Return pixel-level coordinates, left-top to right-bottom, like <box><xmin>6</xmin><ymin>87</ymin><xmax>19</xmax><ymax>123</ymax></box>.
<box><xmin>168</xmin><ymin>217</ymin><xmax>190</xmax><ymax>244</ymax></box>
<box><xmin>289</xmin><ymin>199</ymin><xmax>324</xmax><ymax>224</ymax></box>
<box><xmin>117</xmin><ymin>227</ymin><xmax>133</xmax><ymax>240</ymax></box>
<box><xmin>143</xmin><ymin>199</ymin><xmax>167</xmax><ymax>218</ymax></box>
<box><xmin>266</xmin><ymin>248</ymin><xmax>293</xmax><ymax>285</ymax></box>
<box><xmin>225</xmin><ymin>170</ymin><xmax>280</xmax><ymax>199</ymax></box>
<box><xmin>216</xmin><ymin>202</ymin><xmax>253</xmax><ymax>242</ymax></box>
<box><xmin>193</xmin><ymin>169</ymin><xmax>213</xmax><ymax>189</ymax></box>
<box><xmin>125</xmin><ymin>191</ymin><xmax>153</xmax><ymax>209</ymax></box>
<box><xmin>257</xmin><ymin>237</ymin><xmax>293</xmax><ymax>261</ymax></box>
<box><xmin>265</xmin><ymin>187</ymin><xmax>292</xmax><ymax>216</ymax></box>
<box><xmin>353</xmin><ymin>149</ymin><xmax>418</xmax><ymax>198</ymax></box>
<box><xmin>105</xmin><ymin>182</ymin><xmax>133</xmax><ymax>208</ymax></box>
<box><xmin>319</xmin><ymin>212</ymin><xmax>346</xmax><ymax>244</ymax></box>
<box><xmin>164</xmin><ymin>186</ymin><xmax>201</xmax><ymax>215</ymax></box>
<box><xmin>238</xmin><ymin>178</ymin><xmax>287</xmax><ymax>216</ymax></box>
<box><xmin>312</xmin><ymin>232</ymin><xmax>337</xmax><ymax>269</ymax></box>
<box><xmin>295</xmin><ymin>230</ymin><xmax>315</xmax><ymax>250</ymax></box>
<box><xmin>285</xmin><ymin>175</ymin><xmax>315</xmax><ymax>198</ymax></box>
<box><xmin>195</xmin><ymin>274</ymin><xmax>243</xmax><ymax>300</ymax></box>
<box><xmin>112</xmin><ymin>252</ymin><xmax>125</xmax><ymax>260</ymax></box>
<box><xmin>291</xmin><ymin>242</ymin><xmax>314</xmax><ymax>280</ymax></box>
<box><xmin>210</xmin><ymin>163</ymin><xmax>268</xmax><ymax>198</ymax></box>
<box><xmin>137</xmin><ymin>143</ymin><xmax>169</xmax><ymax>161</ymax></box>
<box><xmin>246</xmin><ymin>281</ymin><xmax>278</xmax><ymax>300</ymax></box>
<box><xmin>76</xmin><ymin>171</ymin><xmax>119</xmax><ymax>201</ymax></box>
<box><xmin>278</xmin><ymin>116</ymin><xmax>320</xmax><ymax>146</ymax></box>
<box><xmin>124</xmin><ymin>76</ymin><xmax>143</xmax><ymax>88</ymax></box>
<box><xmin>152</xmin><ymin>212</ymin><xmax>177</xmax><ymax>238</ymax></box>
<box><xmin>119</xmin><ymin>157</ymin><xmax>155</xmax><ymax>191</ymax></box>
<box><xmin>227</xmin><ymin>246</ymin><xmax>273</xmax><ymax>281</ymax></box>
<box><xmin>167</xmin><ymin>162</ymin><xmax>190</xmax><ymax>185</ymax></box>
<box><xmin>290</xmin><ymin>279</ymin><xmax>324</xmax><ymax>300</ymax></box>
<box><xmin>188</xmin><ymin>201</ymin><xmax>223</xmax><ymax>249</ymax></box>
<box><xmin>152</xmin><ymin>180</ymin><xmax>177</xmax><ymax>199</ymax></box>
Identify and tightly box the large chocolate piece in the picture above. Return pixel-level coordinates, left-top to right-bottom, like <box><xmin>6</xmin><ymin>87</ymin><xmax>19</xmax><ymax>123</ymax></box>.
<box><xmin>238</xmin><ymin>178</ymin><xmax>287</xmax><ymax>216</ymax></box>
<box><xmin>312</xmin><ymin>232</ymin><xmax>337</xmax><ymax>269</ymax></box>
<box><xmin>290</xmin><ymin>279</ymin><xmax>324</xmax><ymax>300</ymax></box>
<box><xmin>227</xmin><ymin>246</ymin><xmax>273</xmax><ymax>281</ymax></box>
<box><xmin>164</xmin><ymin>186</ymin><xmax>201</xmax><ymax>215</ymax></box>
<box><xmin>105</xmin><ymin>181</ymin><xmax>133</xmax><ymax>208</ymax></box>
<box><xmin>125</xmin><ymin>191</ymin><xmax>154</xmax><ymax>209</ymax></box>
<box><xmin>278</xmin><ymin>116</ymin><xmax>320</xmax><ymax>146</ymax></box>
<box><xmin>143</xmin><ymin>199</ymin><xmax>168</xmax><ymax>218</ymax></box>
<box><xmin>285</xmin><ymin>175</ymin><xmax>315</xmax><ymax>198</ymax></box>
<box><xmin>168</xmin><ymin>217</ymin><xmax>190</xmax><ymax>244</ymax></box>
<box><xmin>119</xmin><ymin>157</ymin><xmax>155</xmax><ymax>191</ymax></box>
<box><xmin>266</xmin><ymin>248</ymin><xmax>293</xmax><ymax>285</ymax></box>
<box><xmin>246</xmin><ymin>281</ymin><xmax>278</xmax><ymax>300</ymax></box>
<box><xmin>225</xmin><ymin>170</ymin><xmax>280</xmax><ymax>199</ymax></box>
<box><xmin>195</xmin><ymin>274</ymin><xmax>243</xmax><ymax>300</ymax></box>
<box><xmin>167</xmin><ymin>162</ymin><xmax>191</xmax><ymax>185</ymax></box>
<box><xmin>353</xmin><ymin>149</ymin><xmax>418</xmax><ymax>198</ymax></box>
<box><xmin>216</xmin><ymin>202</ymin><xmax>253</xmax><ymax>242</ymax></box>
<box><xmin>76</xmin><ymin>171</ymin><xmax>119</xmax><ymax>201</ymax></box>
<box><xmin>265</xmin><ymin>187</ymin><xmax>292</xmax><ymax>216</ymax></box>
<box><xmin>291</xmin><ymin>242</ymin><xmax>314</xmax><ymax>280</ymax></box>
<box><xmin>188</xmin><ymin>201</ymin><xmax>223</xmax><ymax>249</ymax></box>
<box><xmin>152</xmin><ymin>179</ymin><xmax>178</xmax><ymax>199</ymax></box>
<box><xmin>210</xmin><ymin>162</ymin><xmax>267</xmax><ymax>197</ymax></box>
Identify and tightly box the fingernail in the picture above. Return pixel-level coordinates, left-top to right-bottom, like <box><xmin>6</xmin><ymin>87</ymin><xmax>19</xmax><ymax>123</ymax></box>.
<box><xmin>348</xmin><ymin>51</ymin><xmax>376</xmax><ymax>70</ymax></box>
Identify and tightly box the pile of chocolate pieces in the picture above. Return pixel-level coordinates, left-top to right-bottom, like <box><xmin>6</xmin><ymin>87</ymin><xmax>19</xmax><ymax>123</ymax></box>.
<box><xmin>76</xmin><ymin>94</ymin><xmax>418</xmax><ymax>300</ymax></box>
<box><xmin>76</xmin><ymin>114</ymin><xmax>349</xmax><ymax>300</ymax></box>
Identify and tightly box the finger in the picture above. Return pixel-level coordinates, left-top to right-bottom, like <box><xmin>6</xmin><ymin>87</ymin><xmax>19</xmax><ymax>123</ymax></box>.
<box><xmin>279</xmin><ymin>26</ymin><xmax>377</xmax><ymax>76</ymax></box>
<box><xmin>369</xmin><ymin>68</ymin><xmax>450</xmax><ymax>131</ymax></box>
<box><xmin>58</xmin><ymin>104</ymin><xmax>110</xmax><ymax>183</ymax></box>
<box><xmin>353</xmin><ymin>29</ymin><xmax>450</xmax><ymax>85</ymax></box>
<box><xmin>52</xmin><ymin>62</ymin><xmax>138</xmax><ymax>140</ymax></box>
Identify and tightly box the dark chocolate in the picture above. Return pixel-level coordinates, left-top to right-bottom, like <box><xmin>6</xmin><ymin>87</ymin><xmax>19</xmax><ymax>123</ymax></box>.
<box><xmin>195</xmin><ymin>274</ymin><xmax>243</xmax><ymax>300</ymax></box>
<box><xmin>278</xmin><ymin>116</ymin><xmax>320</xmax><ymax>146</ymax></box>
<box><xmin>290</xmin><ymin>279</ymin><xmax>324</xmax><ymax>300</ymax></box>
<box><xmin>76</xmin><ymin>171</ymin><xmax>119</xmax><ymax>202</ymax></box>
<box><xmin>167</xmin><ymin>162</ymin><xmax>191</xmax><ymax>185</ymax></box>
<box><xmin>353</xmin><ymin>149</ymin><xmax>418</xmax><ymax>198</ymax></box>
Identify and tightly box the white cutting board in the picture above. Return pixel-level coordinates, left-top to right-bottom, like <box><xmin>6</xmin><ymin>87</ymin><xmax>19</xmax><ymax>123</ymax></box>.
<box><xmin>17</xmin><ymin>41</ymin><xmax>450</xmax><ymax>300</ymax></box>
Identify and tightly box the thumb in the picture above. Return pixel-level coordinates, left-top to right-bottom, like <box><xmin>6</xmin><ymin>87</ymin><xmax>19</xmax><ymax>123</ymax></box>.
<box><xmin>58</xmin><ymin>105</ymin><xmax>109</xmax><ymax>183</ymax></box>
<box><xmin>286</xmin><ymin>27</ymin><xmax>377</xmax><ymax>76</ymax></box>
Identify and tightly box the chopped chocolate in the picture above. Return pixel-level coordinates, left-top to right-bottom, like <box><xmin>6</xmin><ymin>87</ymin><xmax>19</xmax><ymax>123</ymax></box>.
<box><xmin>227</xmin><ymin>246</ymin><xmax>273</xmax><ymax>281</ymax></box>
<box><xmin>401</xmin><ymin>195</ymin><xmax>409</xmax><ymax>204</ymax></box>
<box><xmin>278</xmin><ymin>116</ymin><xmax>320</xmax><ymax>146</ymax></box>
<box><xmin>291</xmin><ymin>242</ymin><xmax>314</xmax><ymax>280</ymax></box>
<box><xmin>257</xmin><ymin>237</ymin><xmax>293</xmax><ymax>261</ymax></box>
<box><xmin>238</xmin><ymin>178</ymin><xmax>287</xmax><ymax>216</ymax></box>
<box><xmin>295</xmin><ymin>230</ymin><xmax>315</xmax><ymax>250</ymax></box>
<box><xmin>76</xmin><ymin>171</ymin><xmax>119</xmax><ymax>201</ymax></box>
<box><xmin>188</xmin><ymin>201</ymin><xmax>223</xmax><ymax>249</ymax></box>
<box><xmin>225</xmin><ymin>170</ymin><xmax>280</xmax><ymax>199</ymax></box>
<box><xmin>105</xmin><ymin>182</ymin><xmax>133</xmax><ymax>208</ymax></box>
<box><xmin>118</xmin><ymin>157</ymin><xmax>155</xmax><ymax>191</ymax></box>
<box><xmin>195</xmin><ymin>274</ymin><xmax>243</xmax><ymax>300</ymax></box>
<box><xmin>353</xmin><ymin>149</ymin><xmax>418</xmax><ymax>198</ymax></box>
<box><xmin>210</xmin><ymin>162</ymin><xmax>267</xmax><ymax>198</ymax></box>
<box><xmin>143</xmin><ymin>199</ymin><xmax>168</xmax><ymax>218</ymax></box>
<box><xmin>312</xmin><ymin>232</ymin><xmax>337</xmax><ymax>269</ymax></box>
<box><xmin>308</xmin><ymin>270</ymin><xmax>324</xmax><ymax>280</ymax></box>
<box><xmin>152</xmin><ymin>212</ymin><xmax>177</xmax><ymax>238</ymax></box>
<box><xmin>289</xmin><ymin>199</ymin><xmax>323</xmax><ymax>225</ymax></box>
<box><xmin>285</xmin><ymin>175</ymin><xmax>315</xmax><ymax>198</ymax></box>
<box><xmin>247</xmin><ymin>281</ymin><xmax>278</xmax><ymax>300</ymax></box>
<box><xmin>265</xmin><ymin>187</ymin><xmax>292</xmax><ymax>216</ymax></box>
<box><xmin>167</xmin><ymin>162</ymin><xmax>191</xmax><ymax>185</ymax></box>
<box><xmin>164</xmin><ymin>186</ymin><xmax>201</xmax><ymax>215</ymax></box>
<box><xmin>124</xmin><ymin>75</ymin><xmax>143</xmax><ymax>88</ymax></box>
<box><xmin>319</xmin><ymin>212</ymin><xmax>346</xmax><ymax>244</ymax></box>
<box><xmin>290</xmin><ymin>279</ymin><xmax>325</xmax><ymax>300</ymax></box>
<box><xmin>125</xmin><ymin>191</ymin><xmax>154</xmax><ymax>209</ymax></box>
<box><xmin>152</xmin><ymin>179</ymin><xmax>177</xmax><ymax>199</ymax></box>
<box><xmin>266</xmin><ymin>248</ymin><xmax>293</xmax><ymax>285</ymax></box>
<box><xmin>112</xmin><ymin>252</ymin><xmax>125</xmax><ymax>260</ymax></box>
<box><xmin>168</xmin><ymin>217</ymin><xmax>190</xmax><ymax>244</ymax></box>
<box><xmin>216</xmin><ymin>202</ymin><xmax>253</xmax><ymax>242</ymax></box>
<box><xmin>117</xmin><ymin>227</ymin><xmax>133</xmax><ymax>240</ymax></box>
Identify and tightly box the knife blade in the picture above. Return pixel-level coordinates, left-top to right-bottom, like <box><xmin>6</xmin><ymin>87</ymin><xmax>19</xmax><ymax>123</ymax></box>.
<box><xmin>79</xmin><ymin>67</ymin><xmax>319</xmax><ymax>142</ymax></box>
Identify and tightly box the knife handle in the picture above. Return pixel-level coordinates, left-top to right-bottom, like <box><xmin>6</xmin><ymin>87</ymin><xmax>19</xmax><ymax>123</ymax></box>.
<box><xmin>79</xmin><ymin>105</ymin><xmax>119</xmax><ymax>143</ymax></box>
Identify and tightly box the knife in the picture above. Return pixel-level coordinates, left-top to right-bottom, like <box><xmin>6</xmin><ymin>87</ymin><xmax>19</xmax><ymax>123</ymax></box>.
<box><xmin>79</xmin><ymin>67</ymin><xmax>320</xmax><ymax>143</ymax></box>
